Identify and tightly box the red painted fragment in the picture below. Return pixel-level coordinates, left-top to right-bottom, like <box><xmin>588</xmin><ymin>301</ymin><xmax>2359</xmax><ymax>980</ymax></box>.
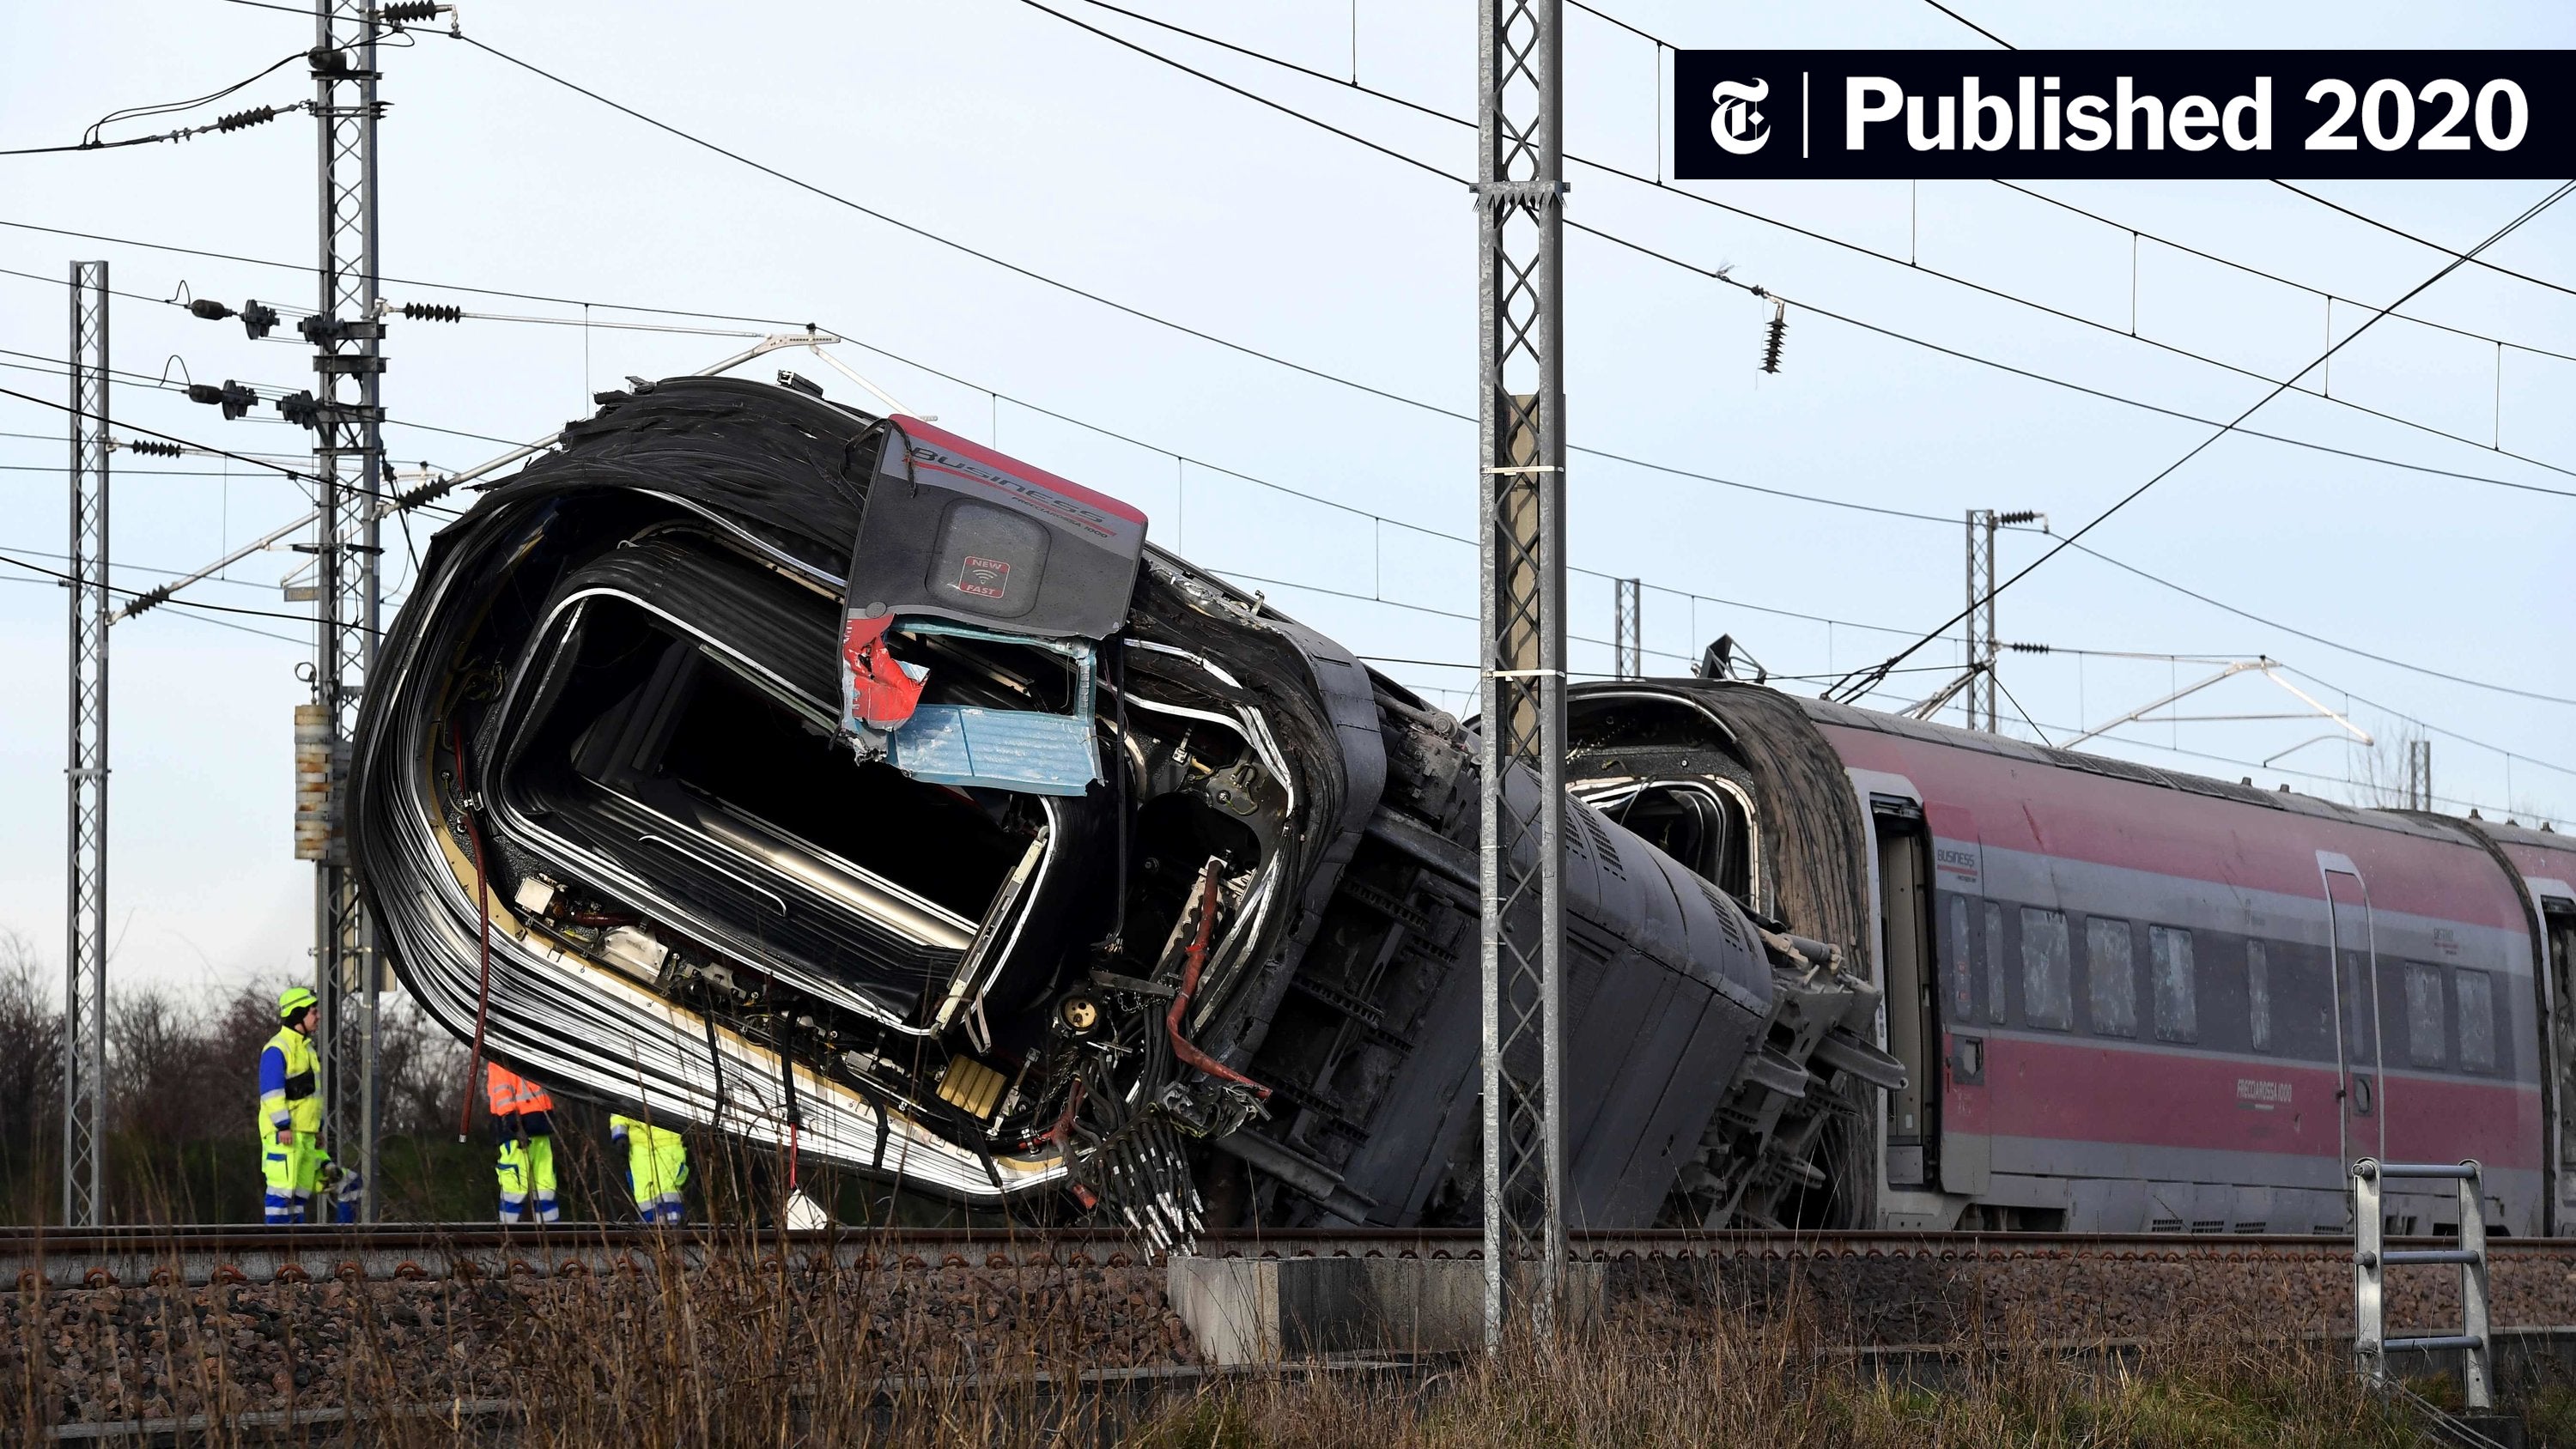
<box><xmin>841</xmin><ymin>615</ymin><xmax>925</xmax><ymax>732</ymax></box>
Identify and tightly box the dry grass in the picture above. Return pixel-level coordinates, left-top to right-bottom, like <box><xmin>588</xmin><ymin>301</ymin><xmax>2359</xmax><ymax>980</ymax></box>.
<box><xmin>1137</xmin><ymin>1321</ymin><xmax>2439</xmax><ymax>1449</ymax></box>
<box><xmin>4</xmin><ymin>1206</ymin><xmax>2469</xmax><ymax>1448</ymax></box>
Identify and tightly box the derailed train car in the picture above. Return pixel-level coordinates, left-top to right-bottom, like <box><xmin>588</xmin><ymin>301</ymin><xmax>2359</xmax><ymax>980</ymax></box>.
<box><xmin>350</xmin><ymin>376</ymin><xmax>1898</xmax><ymax>1238</ymax></box>
<box><xmin>1570</xmin><ymin>678</ymin><xmax>2576</xmax><ymax>1237</ymax></box>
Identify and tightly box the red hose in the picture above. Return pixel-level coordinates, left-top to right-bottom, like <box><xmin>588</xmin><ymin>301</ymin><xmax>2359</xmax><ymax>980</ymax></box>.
<box><xmin>451</xmin><ymin>721</ymin><xmax>495</xmax><ymax>1143</ymax></box>
<box><xmin>1164</xmin><ymin>870</ymin><xmax>1268</xmax><ymax>1098</ymax></box>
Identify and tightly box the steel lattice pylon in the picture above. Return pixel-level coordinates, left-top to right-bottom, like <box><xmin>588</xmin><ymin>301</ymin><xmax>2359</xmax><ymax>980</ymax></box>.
<box><xmin>1475</xmin><ymin>0</ymin><xmax>1566</xmax><ymax>1343</ymax></box>
<box><xmin>308</xmin><ymin>0</ymin><xmax>386</xmax><ymax>1220</ymax></box>
<box><xmin>1612</xmin><ymin>578</ymin><xmax>1641</xmax><ymax>680</ymax></box>
<box><xmin>64</xmin><ymin>262</ymin><xmax>110</xmax><ymax>1227</ymax></box>
<box><xmin>1963</xmin><ymin>509</ymin><xmax>1997</xmax><ymax>733</ymax></box>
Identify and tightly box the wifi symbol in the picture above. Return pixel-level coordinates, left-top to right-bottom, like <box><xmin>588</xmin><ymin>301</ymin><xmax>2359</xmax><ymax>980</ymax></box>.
<box><xmin>957</xmin><ymin>555</ymin><xmax>1011</xmax><ymax>599</ymax></box>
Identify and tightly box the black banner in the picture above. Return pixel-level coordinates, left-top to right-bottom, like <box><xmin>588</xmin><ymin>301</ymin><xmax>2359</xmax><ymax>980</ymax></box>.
<box><xmin>1673</xmin><ymin>52</ymin><xmax>2574</xmax><ymax>179</ymax></box>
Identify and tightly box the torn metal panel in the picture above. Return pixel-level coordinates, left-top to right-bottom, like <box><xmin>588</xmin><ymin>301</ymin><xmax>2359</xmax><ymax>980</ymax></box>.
<box><xmin>350</xmin><ymin>376</ymin><xmax>1887</xmax><ymax>1240</ymax></box>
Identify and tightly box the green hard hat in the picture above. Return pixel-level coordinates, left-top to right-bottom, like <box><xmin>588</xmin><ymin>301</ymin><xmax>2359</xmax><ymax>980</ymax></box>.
<box><xmin>277</xmin><ymin>985</ymin><xmax>319</xmax><ymax>1021</ymax></box>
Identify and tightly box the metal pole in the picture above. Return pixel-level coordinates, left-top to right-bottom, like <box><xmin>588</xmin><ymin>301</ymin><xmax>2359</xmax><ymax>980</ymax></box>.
<box><xmin>63</xmin><ymin>261</ymin><xmax>110</xmax><ymax>1227</ymax></box>
<box><xmin>1978</xmin><ymin>513</ymin><xmax>1998</xmax><ymax>733</ymax></box>
<box><xmin>1962</xmin><ymin>509</ymin><xmax>1996</xmax><ymax>732</ymax></box>
<box><xmin>1476</xmin><ymin>0</ymin><xmax>1567</xmax><ymax>1346</ymax></box>
<box><xmin>308</xmin><ymin>1</ymin><xmax>386</xmax><ymax>1220</ymax></box>
<box><xmin>1612</xmin><ymin>578</ymin><xmax>1641</xmax><ymax>680</ymax></box>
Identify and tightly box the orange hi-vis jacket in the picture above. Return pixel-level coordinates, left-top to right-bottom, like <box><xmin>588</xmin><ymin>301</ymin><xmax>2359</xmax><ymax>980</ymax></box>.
<box><xmin>484</xmin><ymin>1063</ymin><xmax>556</xmax><ymax>1117</ymax></box>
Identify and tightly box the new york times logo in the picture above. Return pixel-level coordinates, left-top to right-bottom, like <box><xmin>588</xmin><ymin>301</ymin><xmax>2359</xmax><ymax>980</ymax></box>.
<box><xmin>1710</xmin><ymin>78</ymin><xmax>1772</xmax><ymax>155</ymax></box>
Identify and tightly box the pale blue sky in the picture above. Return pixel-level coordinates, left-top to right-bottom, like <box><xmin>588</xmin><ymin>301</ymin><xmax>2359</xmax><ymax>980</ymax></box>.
<box><xmin>3</xmin><ymin>0</ymin><xmax>2571</xmax><ymax>991</ymax></box>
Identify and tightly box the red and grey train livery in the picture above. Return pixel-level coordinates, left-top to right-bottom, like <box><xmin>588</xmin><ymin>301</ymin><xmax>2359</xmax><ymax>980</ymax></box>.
<box><xmin>1568</xmin><ymin>678</ymin><xmax>2576</xmax><ymax>1237</ymax></box>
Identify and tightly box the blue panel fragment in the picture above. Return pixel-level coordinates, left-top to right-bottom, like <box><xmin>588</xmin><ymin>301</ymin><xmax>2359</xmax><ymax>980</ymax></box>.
<box><xmin>889</xmin><ymin>703</ymin><xmax>1099</xmax><ymax>797</ymax></box>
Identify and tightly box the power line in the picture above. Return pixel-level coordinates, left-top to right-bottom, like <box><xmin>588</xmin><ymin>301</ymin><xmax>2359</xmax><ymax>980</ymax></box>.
<box><xmin>2279</xmin><ymin>663</ymin><xmax>2576</xmax><ymax>781</ymax></box>
<box><xmin>2050</xmin><ymin>537</ymin><xmax>2576</xmax><ymax>708</ymax></box>
<box><xmin>10</xmin><ymin>94</ymin><xmax>2553</xmax><ymax>722</ymax></box>
<box><xmin>1774</xmin><ymin>294</ymin><xmax>2575</xmax><ymax>500</ymax></box>
<box><xmin>10</xmin><ymin>133</ymin><xmax>2563</xmax><ymax>509</ymax></box>
<box><xmin>1992</xmin><ymin>182</ymin><xmax>2576</xmax><ymax>367</ymax></box>
<box><xmin>22</xmin><ymin>221</ymin><xmax>2547</xmax><ymax>719</ymax></box>
<box><xmin>0</xmin><ymin>336</ymin><xmax>531</xmax><ymax>450</ymax></box>
<box><xmin>2276</xmin><ymin>181</ymin><xmax>2576</xmax><ymax>302</ymax></box>
<box><xmin>1024</xmin><ymin>0</ymin><xmax>2576</xmax><ymax>500</ymax></box>
<box><xmin>0</xmin><ymin>549</ymin><xmax>378</xmax><ymax>633</ymax></box>
<box><xmin>76</xmin><ymin>48</ymin><xmax>311</xmax><ymax>148</ymax></box>
<box><xmin>0</xmin><ymin>571</ymin><xmax>309</xmax><ymax>648</ymax></box>
<box><xmin>443</xmin><ymin>15</ymin><xmax>2573</xmax><ymax>511</ymax></box>
<box><xmin>1917</xmin><ymin>0</ymin><xmax>2015</xmax><ymax>48</ymax></box>
<box><xmin>440</xmin><ymin>31</ymin><xmax>1465</xmax><ymax>426</ymax></box>
<box><xmin>1833</xmin><ymin>179</ymin><xmax>2576</xmax><ymax>703</ymax></box>
<box><xmin>0</xmin><ymin>101</ymin><xmax>307</xmax><ymax>157</ymax></box>
<box><xmin>1844</xmin><ymin>682</ymin><xmax>2563</xmax><ymax>828</ymax></box>
<box><xmin>0</xmin><ymin>216</ymin><xmax>814</xmax><ymax>330</ymax></box>
<box><xmin>0</xmin><ymin>382</ymin><xmax>315</xmax><ymax>479</ymax></box>
<box><xmin>21</xmin><ymin>216</ymin><xmax>2556</xmax><ymax>736</ymax></box>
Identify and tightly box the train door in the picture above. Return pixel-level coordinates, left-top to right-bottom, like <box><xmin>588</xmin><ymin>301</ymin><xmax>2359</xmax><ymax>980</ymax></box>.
<box><xmin>2539</xmin><ymin>886</ymin><xmax>2576</xmax><ymax>1232</ymax></box>
<box><xmin>1929</xmin><ymin>807</ymin><xmax>1991</xmax><ymax>1197</ymax></box>
<box><xmin>2318</xmin><ymin>852</ymin><xmax>2385</xmax><ymax>1180</ymax></box>
<box><xmin>1874</xmin><ymin>800</ymin><xmax>1938</xmax><ymax>1193</ymax></box>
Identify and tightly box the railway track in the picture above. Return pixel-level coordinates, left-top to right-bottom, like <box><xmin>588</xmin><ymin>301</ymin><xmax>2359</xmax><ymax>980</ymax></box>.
<box><xmin>9</xmin><ymin>1224</ymin><xmax>2565</xmax><ymax>1289</ymax></box>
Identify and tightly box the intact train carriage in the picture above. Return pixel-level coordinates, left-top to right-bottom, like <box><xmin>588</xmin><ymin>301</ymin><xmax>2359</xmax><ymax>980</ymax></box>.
<box><xmin>1569</xmin><ymin>679</ymin><xmax>2576</xmax><ymax>1237</ymax></box>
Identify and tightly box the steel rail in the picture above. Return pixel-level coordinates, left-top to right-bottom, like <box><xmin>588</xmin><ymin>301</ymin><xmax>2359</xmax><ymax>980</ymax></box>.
<box><xmin>10</xmin><ymin>1223</ymin><xmax>2564</xmax><ymax>1289</ymax></box>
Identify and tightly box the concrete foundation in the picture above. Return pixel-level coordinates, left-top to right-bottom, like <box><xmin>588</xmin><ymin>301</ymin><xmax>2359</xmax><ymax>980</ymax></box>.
<box><xmin>1168</xmin><ymin>1254</ymin><xmax>1602</xmax><ymax>1364</ymax></box>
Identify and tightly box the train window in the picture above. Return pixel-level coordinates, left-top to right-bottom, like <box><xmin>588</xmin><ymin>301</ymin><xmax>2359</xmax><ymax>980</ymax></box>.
<box><xmin>1983</xmin><ymin>900</ymin><xmax>2008</xmax><ymax>1025</ymax></box>
<box><xmin>2150</xmin><ymin>926</ymin><xmax>2197</xmax><ymax>1042</ymax></box>
<box><xmin>2086</xmin><ymin>917</ymin><xmax>2138</xmax><ymax>1038</ymax></box>
<box><xmin>1946</xmin><ymin>895</ymin><xmax>1973</xmax><ymax>1021</ymax></box>
<box><xmin>2405</xmin><ymin>963</ymin><xmax>2447</xmax><ymax>1067</ymax></box>
<box><xmin>2020</xmin><ymin>907</ymin><xmax>2072</xmax><ymax>1030</ymax></box>
<box><xmin>2246</xmin><ymin>942</ymin><xmax>2272</xmax><ymax>1051</ymax></box>
<box><xmin>2457</xmin><ymin>968</ymin><xmax>2497</xmax><ymax>1072</ymax></box>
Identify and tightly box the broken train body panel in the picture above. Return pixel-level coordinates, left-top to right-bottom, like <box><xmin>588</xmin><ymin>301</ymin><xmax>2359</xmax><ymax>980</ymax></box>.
<box><xmin>350</xmin><ymin>378</ymin><xmax>1892</xmax><ymax>1234</ymax></box>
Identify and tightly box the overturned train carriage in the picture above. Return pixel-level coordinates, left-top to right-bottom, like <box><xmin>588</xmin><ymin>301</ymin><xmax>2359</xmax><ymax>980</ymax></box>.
<box><xmin>351</xmin><ymin>377</ymin><xmax>1896</xmax><ymax>1236</ymax></box>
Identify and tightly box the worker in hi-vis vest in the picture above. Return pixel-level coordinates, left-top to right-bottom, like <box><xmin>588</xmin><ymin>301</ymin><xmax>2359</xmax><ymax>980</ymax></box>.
<box><xmin>484</xmin><ymin>1062</ymin><xmax>561</xmax><ymax>1223</ymax></box>
<box><xmin>609</xmin><ymin>1113</ymin><xmax>690</xmax><ymax>1224</ymax></box>
<box><xmin>258</xmin><ymin>986</ymin><xmax>326</xmax><ymax>1224</ymax></box>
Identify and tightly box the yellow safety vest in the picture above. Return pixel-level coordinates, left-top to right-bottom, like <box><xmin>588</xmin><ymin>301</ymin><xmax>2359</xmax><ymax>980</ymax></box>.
<box><xmin>258</xmin><ymin>1026</ymin><xmax>322</xmax><ymax>1142</ymax></box>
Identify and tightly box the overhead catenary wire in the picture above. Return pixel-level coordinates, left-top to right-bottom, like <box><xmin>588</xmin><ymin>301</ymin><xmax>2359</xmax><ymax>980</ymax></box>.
<box><xmin>438</xmin><ymin>29</ymin><xmax>1463</xmax><ymax>425</ymax></box>
<box><xmin>1917</xmin><ymin>0</ymin><xmax>2015</xmax><ymax>48</ymax></box>
<box><xmin>1829</xmin><ymin>0</ymin><xmax>2576</xmax><ymax>305</ymax></box>
<box><xmin>2038</xmin><ymin>536</ymin><xmax>2576</xmax><ymax>709</ymax></box>
<box><xmin>77</xmin><ymin>48</ymin><xmax>314</xmax><ymax>146</ymax></box>
<box><xmin>7</xmin><ymin>155</ymin><xmax>2564</xmax><ymax>507</ymax></box>
<box><xmin>1832</xmin><ymin>178</ymin><xmax>2576</xmax><ymax>705</ymax></box>
<box><xmin>1837</xmin><ymin>681</ymin><xmax>2563</xmax><ymax>829</ymax></box>
<box><xmin>0</xmin><ymin>101</ymin><xmax>309</xmax><ymax>156</ymax></box>
<box><xmin>14</xmin><ymin>40</ymin><xmax>2561</xmax><ymax>725</ymax></box>
<box><xmin>1992</xmin><ymin>182</ymin><xmax>2576</xmax><ymax>367</ymax></box>
<box><xmin>2276</xmin><ymin>180</ymin><xmax>2576</xmax><ymax>302</ymax></box>
<box><xmin>1038</xmin><ymin>0</ymin><xmax>2576</xmax><ymax>492</ymax></box>
<box><xmin>0</xmin><ymin>381</ymin><xmax>316</xmax><ymax>481</ymax></box>
<box><xmin>20</xmin><ymin>9</ymin><xmax>2555</xmax><ymax>829</ymax></box>
<box><xmin>15</xmin><ymin>227</ymin><xmax>2554</xmax><ymax>714</ymax></box>
<box><xmin>0</xmin><ymin>338</ymin><xmax>539</xmax><ymax>452</ymax></box>
<box><xmin>17</xmin><ymin>208</ymin><xmax>2562</xmax><ymax>729</ymax></box>
<box><xmin>1345</xmin><ymin>643</ymin><xmax>2564</xmax><ymax>825</ymax></box>
<box><xmin>377</xmin><ymin>15</ymin><xmax>2575</xmax><ymax>506</ymax></box>
<box><xmin>0</xmin><ymin>549</ymin><xmax>380</xmax><ymax>634</ymax></box>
